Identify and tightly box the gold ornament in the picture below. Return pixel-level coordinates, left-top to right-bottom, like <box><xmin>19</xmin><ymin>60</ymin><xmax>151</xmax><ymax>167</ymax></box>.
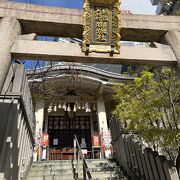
<box><xmin>82</xmin><ymin>0</ymin><xmax>121</xmax><ymax>54</ymax></box>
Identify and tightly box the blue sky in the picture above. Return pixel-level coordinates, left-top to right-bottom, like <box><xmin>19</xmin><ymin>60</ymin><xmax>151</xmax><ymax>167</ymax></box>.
<box><xmin>121</xmin><ymin>0</ymin><xmax>157</xmax><ymax>14</ymax></box>
<box><xmin>12</xmin><ymin>0</ymin><xmax>157</xmax><ymax>14</ymax></box>
<box><xmin>12</xmin><ymin>0</ymin><xmax>83</xmax><ymax>9</ymax></box>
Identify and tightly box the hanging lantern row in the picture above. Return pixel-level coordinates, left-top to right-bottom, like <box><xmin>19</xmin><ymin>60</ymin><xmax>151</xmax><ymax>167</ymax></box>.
<box><xmin>47</xmin><ymin>102</ymin><xmax>96</xmax><ymax>113</ymax></box>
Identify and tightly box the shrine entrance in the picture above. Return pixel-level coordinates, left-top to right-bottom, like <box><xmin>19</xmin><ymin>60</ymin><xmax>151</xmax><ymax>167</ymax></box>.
<box><xmin>0</xmin><ymin>1</ymin><xmax>180</xmax><ymax>179</ymax></box>
<box><xmin>48</xmin><ymin>116</ymin><xmax>91</xmax><ymax>160</ymax></box>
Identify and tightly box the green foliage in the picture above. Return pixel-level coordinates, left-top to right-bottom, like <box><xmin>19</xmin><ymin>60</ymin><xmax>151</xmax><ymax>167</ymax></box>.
<box><xmin>174</xmin><ymin>10</ymin><xmax>180</xmax><ymax>16</ymax></box>
<box><xmin>113</xmin><ymin>67</ymin><xmax>180</xmax><ymax>150</ymax></box>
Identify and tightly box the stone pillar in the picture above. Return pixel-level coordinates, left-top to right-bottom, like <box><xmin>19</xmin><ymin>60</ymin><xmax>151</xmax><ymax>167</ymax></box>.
<box><xmin>97</xmin><ymin>97</ymin><xmax>108</xmax><ymax>133</ymax></box>
<box><xmin>156</xmin><ymin>155</ymin><xmax>166</xmax><ymax>180</ymax></box>
<box><xmin>35</xmin><ymin>101</ymin><xmax>45</xmax><ymax>134</ymax></box>
<box><xmin>97</xmin><ymin>97</ymin><xmax>109</xmax><ymax>159</ymax></box>
<box><xmin>0</xmin><ymin>17</ymin><xmax>21</xmax><ymax>94</ymax></box>
<box><xmin>34</xmin><ymin>101</ymin><xmax>44</xmax><ymax>161</ymax></box>
<box><xmin>163</xmin><ymin>160</ymin><xmax>179</xmax><ymax>180</ymax></box>
<box><xmin>162</xmin><ymin>31</ymin><xmax>180</xmax><ymax>70</ymax></box>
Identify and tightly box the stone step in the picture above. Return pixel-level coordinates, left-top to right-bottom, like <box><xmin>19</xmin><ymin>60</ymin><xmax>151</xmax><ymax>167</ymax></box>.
<box><xmin>77</xmin><ymin>160</ymin><xmax>110</xmax><ymax>165</ymax></box>
<box><xmin>32</xmin><ymin>160</ymin><xmax>72</xmax><ymax>166</ymax></box>
<box><xmin>76</xmin><ymin>161</ymin><xmax>117</xmax><ymax>167</ymax></box>
<box><xmin>76</xmin><ymin>169</ymin><xmax>117</xmax><ymax>173</ymax></box>
<box><xmin>31</xmin><ymin>164</ymin><xmax>72</xmax><ymax>168</ymax></box>
<box><xmin>78</xmin><ymin>179</ymin><xmax>119</xmax><ymax>180</ymax></box>
<box><xmin>86</xmin><ymin>159</ymin><xmax>108</xmax><ymax>163</ymax></box>
<box><xmin>84</xmin><ymin>159</ymin><xmax>116</xmax><ymax>163</ymax></box>
<box><xmin>78</xmin><ymin>178</ymin><xmax>127</xmax><ymax>180</ymax></box>
<box><xmin>87</xmin><ymin>163</ymin><xmax>117</xmax><ymax>168</ymax></box>
<box><xmin>32</xmin><ymin>163</ymin><xmax>72</xmax><ymax>167</ymax></box>
<box><xmin>82</xmin><ymin>162</ymin><xmax>116</xmax><ymax>165</ymax></box>
<box><xmin>27</xmin><ymin>175</ymin><xmax>74</xmax><ymax>180</ymax></box>
<box><xmin>32</xmin><ymin>159</ymin><xmax>113</xmax><ymax>165</ymax></box>
<box><xmin>28</xmin><ymin>169</ymin><xmax>73</xmax><ymax>176</ymax></box>
<box><xmin>78</xmin><ymin>171</ymin><xmax>117</xmax><ymax>174</ymax></box>
<box><xmin>78</xmin><ymin>172</ymin><xmax>117</xmax><ymax>179</ymax></box>
<box><xmin>31</xmin><ymin>166</ymin><xmax>72</xmax><ymax>171</ymax></box>
<box><xmin>31</xmin><ymin>165</ymin><xmax>117</xmax><ymax>171</ymax></box>
<box><xmin>0</xmin><ymin>173</ymin><xmax>4</xmax><ymax>180</ymax></box>
<box><xmin>27</xmin><ymin>175</ymin><xmax>120</xmax><ymax>180</ymax></box>
<box><xmin>78</xmin><ymin>173</ymin><xmax>127</xmax><ymax>180</ymax></box>
<box><xmin>78</xmin><ymin>178</ymin><xmax>124</xmax><ymax>180</ymax></box>
<box><xmin>32</xmin><ymin>161</ymin><xmax>116</xmax><ymax>170</ymax></box>
<box><xmin>31</xmin><ymin>163</ymin><xmax>117</xmax><ymax>170</ymax></box>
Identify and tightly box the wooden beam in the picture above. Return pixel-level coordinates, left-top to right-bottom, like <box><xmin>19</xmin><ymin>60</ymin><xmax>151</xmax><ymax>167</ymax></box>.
<box><xmin>0</xmin><ymin>2</ymin><xmax>180</xmax><ymax>42</ymax></box>
<box><xmin>11</xmin><ymin>40</ymin><xmax>177</xmax><ymax>66</ymax></box>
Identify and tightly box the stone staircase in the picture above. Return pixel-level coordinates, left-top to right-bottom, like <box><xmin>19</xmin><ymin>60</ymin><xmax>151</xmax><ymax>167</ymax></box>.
<box><xmin>26</xmin><ymin>159</ymin><xmax>129</xmax><ymax>180</ymax></box>
<box><xmin>76</xmin><ymin>159</ymin><xmax>129</xmax><ymax>180</ymax></box>
<box><xmin>26</xmin><ymin>160</ymin><xmax>74</xmax><ymax>180</ymax></box>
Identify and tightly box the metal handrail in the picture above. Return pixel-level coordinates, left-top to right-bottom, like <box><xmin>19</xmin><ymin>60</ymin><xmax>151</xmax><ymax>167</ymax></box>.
<box><xmin>73</xmin><ymin>135</ymin><xmax>92</xmax><ymax>180</ymax></box>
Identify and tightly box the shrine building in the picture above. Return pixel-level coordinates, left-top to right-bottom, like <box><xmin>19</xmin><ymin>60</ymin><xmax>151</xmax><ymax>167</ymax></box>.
<box><xmin>28</xmin><ymin>62</ymin><xmax>132</xmax><ymax>160</ymax></box>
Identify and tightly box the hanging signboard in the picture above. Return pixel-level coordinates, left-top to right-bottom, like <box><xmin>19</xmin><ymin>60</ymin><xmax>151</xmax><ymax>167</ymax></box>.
<box><xmin>92</xmin><ymin>135</ymin><xmax>101</xmax><ymax>147</ymax></box>
<box><xmin>42</xmin><ymin>134</ymin><xmax>49</xmax><ymax>146</ymax></box>
<box><xmin>82</xmin><ymin>0</ymin><xmax>121</xmax><ymax>54</ymax></box>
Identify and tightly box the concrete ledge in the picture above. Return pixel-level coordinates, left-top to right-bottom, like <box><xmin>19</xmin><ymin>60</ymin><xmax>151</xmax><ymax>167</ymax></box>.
<box><xmin>16</xmin><ymin>33</ymin><xmax>37</xmax><ymax>41</ymax></box>
<box><xmin>0</xmin><ymin>2</ymin><xmax>180</xmax><ymax>42</ymax></box>
<box><xmin>0</xmin><ymin>173</ymin><xmax>4</xmax><ymax>180</ymax></box>
<box><xmin>11</xmin><ymin>40</ymin><xmax>177</xmax><ymax>66</ymax></box>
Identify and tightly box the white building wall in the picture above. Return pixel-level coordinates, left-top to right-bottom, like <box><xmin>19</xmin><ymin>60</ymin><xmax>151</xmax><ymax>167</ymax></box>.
<box><xmin>97</xmin><ymin>98</ymin><xmax>108</xmax><ymax>133</ymax></box>
<box><xmin>35</xmin><ymin>101</ymin><xmax>44</xmax><ymax>134</ymax></box>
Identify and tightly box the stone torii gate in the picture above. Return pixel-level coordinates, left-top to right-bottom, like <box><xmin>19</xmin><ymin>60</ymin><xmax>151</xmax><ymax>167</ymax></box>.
<box><xmin>0</xmin><ymin>1</ymin><xmax>180</xmax><ymax>93</ymax></box>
